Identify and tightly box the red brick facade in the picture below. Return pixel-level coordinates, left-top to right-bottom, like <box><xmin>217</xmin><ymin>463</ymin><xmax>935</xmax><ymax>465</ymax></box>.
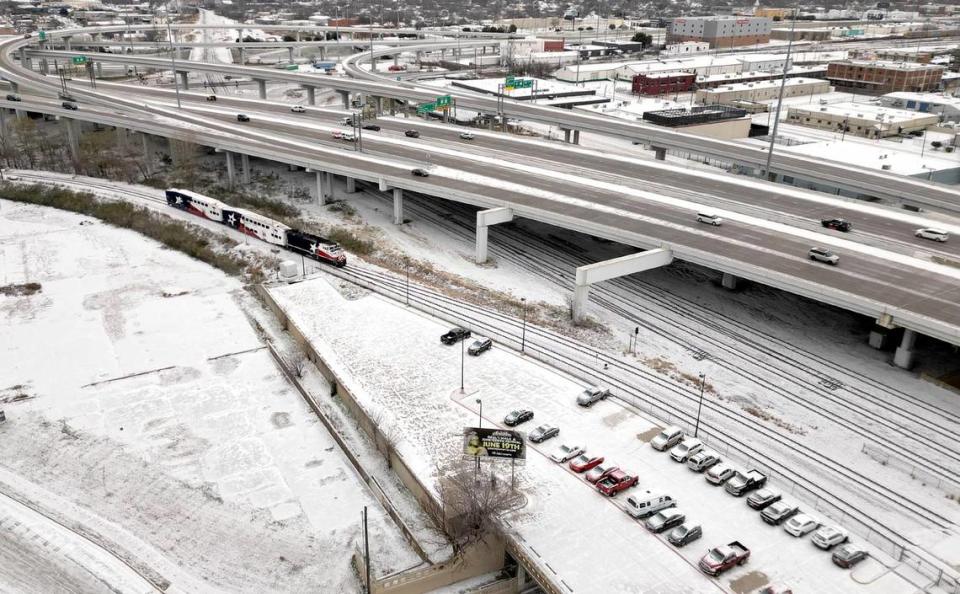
<box><xmin>666</xmin><ymin>33</ymin><xmax>769</xmax><ymax>48</ymax></box>
<box><xmin>632</xmin><ymin>73</ymin><xmax>696</xmax><ymax>95</ymax></box>
<box><xmin>826</xmin><ymin>62</ymin><xmax>944</xmax><ymax>93</ymax></box>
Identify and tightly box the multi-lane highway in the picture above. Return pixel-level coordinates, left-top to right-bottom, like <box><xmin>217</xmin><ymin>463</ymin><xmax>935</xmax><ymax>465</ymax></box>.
<box><xmin>3</xmin><ymin>26</ymin><xmax>960</xmax><ymax>350</ymax></box>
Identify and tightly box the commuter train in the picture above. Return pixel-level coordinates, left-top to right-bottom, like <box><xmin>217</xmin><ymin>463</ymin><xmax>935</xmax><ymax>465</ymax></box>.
<box><xmin>164</xmin><ymin>188</ymin><xmax>347</xmax><ymax>267</ymax></box>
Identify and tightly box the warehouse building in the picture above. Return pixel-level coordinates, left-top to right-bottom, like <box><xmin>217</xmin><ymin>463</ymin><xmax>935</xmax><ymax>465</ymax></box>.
<box><xmin>785</xmin><ymin>102</ymin><xmax>940</xmax><ymax>138</ymax></box>
<box><xmin>878</xmin><ymin>92</ymin><xmax>960</xmax><ymax>121</ymax></box>
<box><xmin>666</xmin><ymin>16</ymin><xmax>772</xmax><ymax>49</ymax></box>
<box><xmin>696</xmin><ymin>78</ymin><xmax>833</xmax><ymax>106</ymax></box>
<box><xmin>826</xmin><ymin>60</ymin><xmax>945</xmax><ymax>94</ymax></box>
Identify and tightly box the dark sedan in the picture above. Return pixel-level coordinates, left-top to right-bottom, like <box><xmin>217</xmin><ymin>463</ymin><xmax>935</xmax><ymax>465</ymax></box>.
<box><xmin>645</xmin><ymin>509</ymin><xmax>686</xmax><ymax>534</ymax></box>
<box><xmin>363</xmin><ymin>124</ymin><xmax>381</xmax><ymax>131</ymax></box>
<box><xmin>821</xmin><ymin>218</ymin><xmax>852</xmax><ymax>232</ymax></box>
<box><xmin>746</xmin><ymin>488</ymin><xmax>782</xmax><ymax>510</ymax></box>
<box><xmin>832</xmin><ymin>544</ymin><xmax>869</xmax><ymax>568</ymax></box>
<box><xmin>667</xmin><ymin>524</ymin><xmax>702</xmax><ymax>547</ymax></box>
<box><xmin>528</xmin><ymin>424</ymin><xmax>559</xmax><ymax>443</ymax></box>
<box><xmin>504</xmin><ymin>409</ymin><xmax>534</xmax><ymax>427</ymax></box>
<box><xmin>441</xmin><ymin>327</ymin><xmax>471</xmax><ymax>345</ymax></box>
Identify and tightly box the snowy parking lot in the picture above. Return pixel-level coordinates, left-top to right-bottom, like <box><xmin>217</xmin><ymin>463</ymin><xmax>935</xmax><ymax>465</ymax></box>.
<box><xmin>270</xmin><ymin>273</ymin><xmax>931</xmax><ymax>593</ymax></box>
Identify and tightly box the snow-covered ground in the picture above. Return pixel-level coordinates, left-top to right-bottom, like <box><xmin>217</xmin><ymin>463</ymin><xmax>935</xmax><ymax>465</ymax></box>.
<box><xmin>268</xmin><ymin>274</ymin><xmax>938</xmax><ymax>594</ymax></box>
<box><xmin>0</xmin><ymin>198</ymin><xmax>422</xmax><ymax>591</ymax></box>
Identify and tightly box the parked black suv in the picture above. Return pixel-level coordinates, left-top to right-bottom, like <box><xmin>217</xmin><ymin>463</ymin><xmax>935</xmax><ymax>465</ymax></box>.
<box><xmin>440</xmin><ymin>327</ymin><xmax>471</xmax><ymax>345</ymax></box>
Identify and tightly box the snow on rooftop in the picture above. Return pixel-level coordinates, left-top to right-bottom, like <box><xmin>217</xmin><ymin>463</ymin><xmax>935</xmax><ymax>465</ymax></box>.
<box><xmin>790</xmin><ymin>101</ymin><xmax>940</xmax><ymax>123</ymax></box>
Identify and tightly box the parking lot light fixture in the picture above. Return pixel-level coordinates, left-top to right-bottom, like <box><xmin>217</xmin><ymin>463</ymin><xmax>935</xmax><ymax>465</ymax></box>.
<box><xmin>694</xmin><ymin>373</ymin><xmax>706</xmax><ymax>438</ymax></box>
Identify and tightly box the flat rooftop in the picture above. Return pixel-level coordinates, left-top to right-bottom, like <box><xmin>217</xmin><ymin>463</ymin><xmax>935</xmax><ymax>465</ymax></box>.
<box><xmin>789</xmin><ymin>101</ymin><xmax>940</xmax><ymax>123</ymax></box>
<box><xmin>700</xmin><ymin>77</ymin><xmax>828</xmax><ymax>93</ymax></box>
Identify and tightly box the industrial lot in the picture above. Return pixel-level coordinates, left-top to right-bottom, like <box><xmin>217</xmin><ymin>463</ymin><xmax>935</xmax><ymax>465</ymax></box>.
<box><xmin>1</xmin><ymin>1</ymin><xmax>960</xmax><ymax>593</ymax></box>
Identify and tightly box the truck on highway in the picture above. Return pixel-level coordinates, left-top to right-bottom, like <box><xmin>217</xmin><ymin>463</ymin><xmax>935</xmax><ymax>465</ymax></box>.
<box><xmin>725</xmin><ymin>470</ymin><xmax>767</xmax><ymax>496</ymax></box>
<box><xmin>699</xmin><ymin>541</ymin><xmax>750</xmax><ymax>576</ymax></box>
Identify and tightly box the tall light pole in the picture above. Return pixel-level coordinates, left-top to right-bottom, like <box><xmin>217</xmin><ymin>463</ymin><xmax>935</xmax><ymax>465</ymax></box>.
<box><xmin>166</xmin><ymin>16</ymin><xmax>181</xmax><ymax>108</ymax></box>
<box><xmin>460</xmin><ymin>335</ymin><xmax>465</xmax><ymax>392</ymax></box>
<box><xmin>476</xmin><ymin>398</ymin><xmax>482</xmax><ymax>428</ymax></box>
<box><xmin>520</xmin><ymin>297</ymin><xmax>527</xmax><ymax>353</ymax></box>
<box><xmin>762</xmin><ymin>8</ymin><xmax>797</xmax><ymax>180</ymax></box>
<box><xmin>694</xmin><ymin>373</ymin><xmax>706</xmax><ymax>437</ymax></box>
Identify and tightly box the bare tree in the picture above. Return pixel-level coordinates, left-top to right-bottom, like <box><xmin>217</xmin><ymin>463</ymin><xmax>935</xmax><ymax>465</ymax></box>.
<box><xmin>426</xmin><ymin>459</ymin><xmax>522</xmax><ymax>555</ymax></box>
<box><xmin>287</xmin><ymin>350</ymin><xmax>308</xmax><ymax>378</ymax></box>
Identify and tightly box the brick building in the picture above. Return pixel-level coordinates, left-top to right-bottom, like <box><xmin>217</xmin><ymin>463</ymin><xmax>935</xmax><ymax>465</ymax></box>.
<box><xmin>632</xmin><ymin>72</ymin><xmax>696</xmax><ymax>95</ymax></box>
<box><xmin>826</xmin><ymin>60</ymin><xmax>944</xmax><ymax>94</ymax></box>
<box><xmin>667</xmin><ymin>16</ymin><xmax>772</xmax><ymax>49</ymax></box>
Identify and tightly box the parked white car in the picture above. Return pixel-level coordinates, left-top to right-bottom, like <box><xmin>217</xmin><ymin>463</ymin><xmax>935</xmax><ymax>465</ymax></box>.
<box><xmin>915</xmin><ymin>228</ymin><xmax>949</xmax><ymax>242</ymax></box>
<box><xmin>670</xmin><ymin>438</ymin><xmax>704</xmax><ymax>463</ymax></box>
<box><xmin>812</xmin><ymin>525</ymin><xmax>849</xmax><ymax>549</ymax></box>
<box><xmin>705</xmin><ymin>463</ymin><xmax>736</xmax><ymax>485</ymax></box>
<box><xmin>686</xmin><ymin>450</ymin><xmax>720</xmax><ymax>472</ymax></box>
<box><xmin>784</xmin><ymin>514</ymin><xmax>821</xmax><ymax>537</ymax></box>
<box><xmin>550</xmin><ymin>443</ymin><xmax>584</xmax><ymax>463</ymax></box>
<box><xmin>650</xmin><ymin>426</ymin><xmax>684</xmax><ymax>451</ymax></box>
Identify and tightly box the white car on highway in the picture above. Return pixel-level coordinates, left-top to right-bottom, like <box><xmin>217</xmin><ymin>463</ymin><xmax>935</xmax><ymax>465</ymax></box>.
<box><xmin>550</xmin><ymin>443</ymin><xmax>584</xmax><ymax>463</ymax></box>
<box><xmin>697</xmin><ymin>213</ymin><xmax>723</xmax><ymax>226</ymax></box>
<box><xmin>915</xmin><ymin>228</ymin><xmax>949</xmax><ymax>242</ymax></box>
<box><xmin>808</xmin><ymin>247</ymin><xmax>839</xmax><ymax>265</ymax></box>
<box><xmin>812</xmin><ymin>525</ymin><xmax>849</xmax><ymax>549</ymax></box>
<box><xmin>670</xmin><ymin>438</ymin><xmax>704</xmax><ymax>463</ymax></box>
<box><xmin>290</xmin><ymin>105</ymin><xmax>307</xmax><ymax>113</ymax></box>
<box><xmin>784</xmin><ymin>514</ymin><xmax>821</xmax><ymax>537</ymax></box>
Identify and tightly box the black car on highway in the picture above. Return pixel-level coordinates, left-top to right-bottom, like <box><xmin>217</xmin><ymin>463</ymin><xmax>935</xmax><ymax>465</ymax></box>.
<box><xmin>440</xmin><ymin>327</ymin><xmax>471</xmax><ymax>345</ymax></box>
<box><xmin>237</xmin><ymin>114</ymin><xmax>250</xmax><ymax>122</ymax></box>
<box><xmin>404</xmin><ymin>130</ymin><xmax>420</xmax><ymax>138</ymax></box>
<box><xmin>504</xmin><ymin>409</ymin><xmax>534</xmax><ymax>427</ymax></box>
<box><xmin>821</xmin><ymin>218</ymin><xmax>851</xmax><ymax>232</ymax></box>
<box><xmin>363</xmin><ymin>124</ymin><xmax>381</xmax><ymax>131</ymax></box>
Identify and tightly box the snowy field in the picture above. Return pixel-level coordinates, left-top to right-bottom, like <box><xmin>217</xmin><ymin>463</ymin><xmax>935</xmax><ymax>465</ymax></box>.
<box><xmin>0</xmin><ymin>199</ymin><xmax>421</xmax><ymax>591</ymax></box>
<box><xmin>268</xmin><ymin>275</ymin><xmax>934</xmax><ymax>594</ymax></box>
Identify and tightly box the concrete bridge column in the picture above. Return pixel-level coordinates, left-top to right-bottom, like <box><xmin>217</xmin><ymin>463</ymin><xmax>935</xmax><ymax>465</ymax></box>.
<box><xmin>721</xmin><ymin>272</ymin><xmax>738</xmax><ymax>290</ymax></box>
<box><xmin>256</xmin><ymin>78</ymin><xmax>267</xmax><ymax>100</ymax></box>
<box><xmin>475</xmin><ymin>207</ymin><xmax>514</xmax><ymax>264</ymax></box>
<box><xmin>287</xmin><ymin>47</ymin><xmax>294</xmax><ymax>64</ymax></box>
<box><xmin>39</xmin><ymin>58</ymin><xmax>48</xmax><ymax>75</ymax></box>
<box><xmin>869</xmin><ymin>314</ymin><xmax>894</xmax><ymax>349</ymax></box>
<box><xmin>177</xmin><ymin>70</ymin><xmax>189</xmax><ymax>90</ymax></box>
<box><xmin>562</xmin><ymin>128</ymin><xmax>571</xmax><ymax>143</ymax></box>
<box><xmin>238</xmin><ymin>47</ymin><xmax>245</xmax><ymax>64</ymax></box>
<box><xmin>573</xmin><ymin>249</ymin><xmax>674</xmax><ymax>323</ymax></box>
<box><xmin>296</xmin><ymin>31</ymin><xmax>302</xmax><ymax>42</ymax></box>
<box><xmin>241</xmin><ymin>153</ymin><xmax>251</xmax><ymax>184</ymax></box>
<box><xmin>305</xmin><ymin>86</ymin><xmax>316</xmax><ymax>106</ymax></box>
<box><xmin>141</xmin><ymin>133</ymin><xmax>151</xmax><ymax>174</ymax></box>
<box><xmin>346</xmin><ymin>176</ymin><xmax>356</xmax><ymax>193</ymax></box>
<box><xmin>315</xmin><ymin>171</ymin><xmax>325</xmax><ymax>204</ymax></box>
<box><xmin>572</xmin><ymin>130</ymin><xmax>581</xmax><ymax>144</ymax></box>
<box><xmin>393</xmin><ymin>188</ymin><xmax>404</xmax><ymax>224</ymax></box>
<box><xmin>337</xmin><ymin>90</ymin><xmax>350</xmax><ymax>109</ymax></box>
<box><xmin>64</xmin><ymin>36</ymin><xmax>72</xmax><ymax>51</ymax></box>
<box><xmin>224</xmin><ymin>151</ymin><xmax>235</xmax><ymax>187</ymax></box>
<box><xmin>63</xmin><ymin>118</ymin><xmax>79</xmax><ymax>162</ymax></box>
<box><xmin>318</xmin><ymin>47</ymin><xmax>326</xmax><ymax>60</ymax></box>
<box><xmin>653</xmin><ymin>146</ymin><xmax>667</xmax><ymax>160</ymax></box>
<box><xmin>324</xmin><ymin>172</ymin><xmax>334</xmax><ymax>201</ymax></box>
<box><xmin>96</xmin><ymin>62</ymin><xmax>102</xmax><ymax>78</ymax></box>
<box><xmin>893</xmin><ymin>329</ymin><xmax>917</xmax><ymax>370</ymax></box>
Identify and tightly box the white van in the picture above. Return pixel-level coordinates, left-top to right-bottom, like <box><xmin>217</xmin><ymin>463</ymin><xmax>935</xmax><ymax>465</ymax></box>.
<box><xmin>915</xmin><ymin>228</ymin><xmax>949</xmax><ymax>243</ymax></box>
<box><xmin>697</xmin><ymin>213</ymin><xmax>723</xmax><ymax>226</ymax></box>
<box><xmin>625</xmin><ymin>492</ymin><xmax>676</xmax><ymax>519</ymax></box>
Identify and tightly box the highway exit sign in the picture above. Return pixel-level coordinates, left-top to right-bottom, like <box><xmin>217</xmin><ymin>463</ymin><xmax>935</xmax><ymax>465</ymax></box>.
<box><xmin>71</xmin><ymin>56</ymin><xmax>87</xmax><ymax>65</ymax></box>
<box><xmin>417</xmin><ymin>102</ymin><xmax>435</xmax><ymax>114</ymax></box>
<box><xmin>435</xmin><ymin>95</ymin><xmax>452</xmax><ymax>108</ymax></box>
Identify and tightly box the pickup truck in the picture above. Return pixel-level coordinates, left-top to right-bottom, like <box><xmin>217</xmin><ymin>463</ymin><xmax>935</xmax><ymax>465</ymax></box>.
<box><xmin>699</xmin><ymin>541</ymin><xmax>750</xmax><ymax>576</ymax></box>
<box><xmin>725</xmin><ymin>470</ymin><xmax>767</xmax><ymax>496</ymax></box>
<box><xmin>596</xmin><ymin>469</ymin><xmax>638</xmax><ymax>497</ymax></box>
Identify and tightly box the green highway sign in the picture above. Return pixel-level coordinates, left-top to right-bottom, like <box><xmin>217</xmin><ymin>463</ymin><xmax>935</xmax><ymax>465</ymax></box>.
<box><xmin>436</xmin><ymin>95</ymin><xmax>452</xmax><ymax>108</ymax></box>
<box><xmin>38</xmin><ymin>30</ymin><xmax>46</xmax><ymax>41</ymax></box>
<box><xmin>71</xmin><ymin>56</ymin><xmax>87</xmax><ymax>65</ymax></box>
<box><xmin>417</xmin><ymin>102</ymin><xmax>435</xmax><ymax>113</ymax></box>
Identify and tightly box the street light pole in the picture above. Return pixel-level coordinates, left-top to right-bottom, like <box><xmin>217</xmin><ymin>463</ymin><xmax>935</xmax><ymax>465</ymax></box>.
<box><xmin>694</xmin><ymin>373</ymin><xmax>706</xmax><ymax>437</ymax></box>
<box><xmin>476</xmin><ymin>398</ymin><xmax>482</xmax><ymax>428</ymax></box>
<box><xmin>166</xmin><ymin>17</ymin><xmax>181</xmax><ymax>108</ymax></box>
<box><xmin>520</xmin><ymin>297</ymin><xmax>527</xmax><ymax>353</ymax></box>
<box><xmin>460</xmin><ymin>336</ymin><xmax>465</xmax><ymax>392</ymax></box>
<box><xmin>762</xmin><ymin>8</ymin><xmax>797</xmax><ymax>180</ymax></box>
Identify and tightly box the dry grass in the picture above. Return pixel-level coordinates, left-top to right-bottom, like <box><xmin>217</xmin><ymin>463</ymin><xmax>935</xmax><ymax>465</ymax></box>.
<box><xmin>0</xmin><ymin>282</ymin><xmax>42</xmax><ymax>297</ymax></box>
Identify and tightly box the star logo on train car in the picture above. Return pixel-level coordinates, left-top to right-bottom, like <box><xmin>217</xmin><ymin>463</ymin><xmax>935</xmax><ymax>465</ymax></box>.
<box><xmin>227</xmin><ymin>213</ymin><xmax>237</xmax><ymax>226</ymax></box>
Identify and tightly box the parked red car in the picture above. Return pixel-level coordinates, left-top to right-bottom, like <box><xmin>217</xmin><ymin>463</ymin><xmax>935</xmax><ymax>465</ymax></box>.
<box><xmin>585</xmin><ymin>464</ymin><xmax>617</xmax><ymax>484</ymax></box>
<box><xmin>569</xmin><ymin>454</ymin><xmax>604</xmax><ymax>473</ymax></box>
<box><xmin>596</xmin><ymin>469</ymin><xmax>638</xmax><ymax>497</ymax></box>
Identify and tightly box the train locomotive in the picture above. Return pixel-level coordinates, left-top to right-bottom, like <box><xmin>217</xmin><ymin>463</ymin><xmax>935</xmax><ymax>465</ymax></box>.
<box><xmin>165</xmin><ymin>188</ymin><xmax>347</xmax><ymax>267</ymax></box>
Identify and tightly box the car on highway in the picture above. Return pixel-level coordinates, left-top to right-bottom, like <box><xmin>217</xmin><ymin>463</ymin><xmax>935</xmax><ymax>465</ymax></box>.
<box><xmin>459</xmin><ymin>132</ymin><xmax>475</xmax><ymax>140</ymax></box>
<box><xmin>686</xmin><ymin>450</ymin><xmax>720</xmax><ymax>472</ymax></box>
<box><xmin>808</xmin><ymin>246</ymin><xmax>839</xmax><ymax>265</ymax></box>
<box><xmin>411</xmin><ymin>168</ymin><xmax>429</xmax><ymax>177</ymax></box>
<box><xmin>331</xmin><ymin>130</ymin><xmax>344</xmax><ymax>139</ymax></box>
<box><xmin>339</xmin><ymin>117</ymin><xmax>354</xmax><ymax>126</ymax></box>
<box><xmin>645</xmin><ymin>509</ymin><xmax>686</xmax><ymax>533</ymax></box>
<box><xmin>404</xmin><ymin>130</ymin><xmax>420</xmax><ymax>138</ymax></box>
<box><xmin>440</xmin><ymin>327</ymin><xmax>471</xmax><ymax>345</ymax></box>
<box><xmin>669</xmin><ymin>438</ymin><xmax>704</xmax><ymax>463</ymax></box>
<box><xmin>341</xmin><ymin>132</ymin><xmax>356</xmax><ymax>141</ymax></box>
<box><xmin>761</xmin><ymin>501</ymin><xmax>800</xmax><ymax>525</ymax></box>
<box><xmin>784</xmin><ymin>514</ymin><xmax>820</xmax><ymax>537</ymax></box>
<box><xmin>625</xmin><ymin>493</ymin><xmax>675</xmax><ymax>519</ymax></box>
<box><xmin>205</xmin><ymin>95</ymin><xmax>217</xmax><ymax>101</ymax></box>
<box><xmin>585</xmin><ymin>463</ymin><xmax>617</xmax><ymax>484</ymax></box>
<box><xmin>467</xmin><ymin>338</ymin><xmax>492</xmax><ymax>355</ymax></box>
<box><xmin>62</xmin><ymin>101</ymin><xmax>79</xmax><ymax>110</ymax></box>
<box><xmin>290</xmin><ymin>105</ymin><xmax>306</xmax><ymax>113</ymax></box>
<box><xmin>5</xmin><ymin>94</ymin><xmax>21</xmax><ymax>102</ymax></box>
<box><xmin>915</xmin><ymin>228</ymin><xmax>949</xmax><ymax>242</ymax></box>
<box><xmin>504</xmin><ymin>409</ymin><xmax>534</xmax><ymax>427</ymax></box>
<box><xmin>596</xmin><ymin>469</ymin><xmax>638</xmax><ymax>497</ymax></box>
<box><xmin>832</xmin><ymin>544</ymin><xmax>869</xmax><ymax>568</ymax></box>
<box><xmin>569</xmin><ymin>454</ymin><xmax>604</xmax><ymax>473</ymax></box>
<box><xmin>725</xmin><ymin>470</ymin><xmax>767</xmax><ymax>497</ymax></box>
<box><xmin>363</xmin><ymin>124</ymin><xmax>381</xmax><ymax>131</ymax></box>
<box><xmin>576</xmin><ymin>386</ymin><xmax>609</xmax><ymax>407</ymax></box>
<box><xmin>650</xmin><ymin>425</ymin><xmax>684</xmax><ymax>451</ymax></box>
<box><xmin>812</xmin><ymin>525</ymin><xmax>849</xmax><ymax>549</ymax></box>
<box><xmin>550</xmin><ymin>443</ymin><xmax>584</xmax><ymax>463</ymax></box>
<box><xmin>697</xmin><ymin>213</ymin><xmax>722</xmax><ymax>226</ymax></box>
<box><xmin>236</xmin><ymin>114</ymin><xmax>250</xmax><ymax>122</ymax></box>
<box><xmin>527</xmin><ymin>424</ymin><xmax>558</xmax><ymax>443</ymax></box>
<box><xmin>5</xmin><ymin>175</ymin><xmax>20</xmax><ymax>181</ymax></box>
<box><xmin>667</xmin><ymin>523</ymin><xmax>702</xmax><ymax>547</ymax></box>
<box><xmin>746</xmin><ymin>488</ymin><xmax>782</xmax><ymax>510</ymax></box>
<box><xmin>821</xmin><ymin>218</ymin><xmax>852</xmax><ymax>232</ymax></box>
<box><xmin>705</xmin><ymin>463</ymin><xmax>736</xmax><ymax>485</ymax></box>
<box><xmin>699</xmin><ymin>541</ymin><xmax>750</xmax><ymax>576</ymax></box>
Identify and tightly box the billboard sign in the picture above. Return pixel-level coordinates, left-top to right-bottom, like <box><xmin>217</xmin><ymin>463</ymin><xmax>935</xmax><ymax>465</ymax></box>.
<box><xmin>463</xmin><ymin>427</ymin><xmax>525</xmax><ymax>461</ymax></box>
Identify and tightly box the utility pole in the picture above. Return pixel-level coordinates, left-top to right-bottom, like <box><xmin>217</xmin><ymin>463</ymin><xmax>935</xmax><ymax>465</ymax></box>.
<box><xmin>166</xmin><ymin>17</ymin><xmax>181</xmax><ymax>108</ymax></box>
<box><xmin>362</xmin><ymin>507</ymin><xmax>371</xmax><ymax>593</ymax></box>
<box><xmin>694</xmin><ymin>373</ymin><xmax>706</xmax><ymax>437</ymax></box>
<box><xmin>762</xmin><ymin>8</ymin><xmax>797</xmax><ymax>180</ymax></box>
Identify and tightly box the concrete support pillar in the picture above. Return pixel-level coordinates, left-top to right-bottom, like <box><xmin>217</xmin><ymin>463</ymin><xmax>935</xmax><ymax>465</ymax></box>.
<box><xmin>178</xmin><ymin>70</ymin><xmax>189</xmax><ymax>90</ymax></box>
<box><xmin>346</xmin><ymin>176</ymin><xmax>356</xmax><ymax>193</ymax></box>
<box><xmin>338</xmin><ymin>90</ymin><xmax>350</xmax><ymax>109</ymax></box>
<box><xmin>224</xmin><ymin>151</ymin><xmax>235</xmax><ymax>186</ymax></box>
<box><xmin>256</xmin><ymin>78</ymin><xmax>267</xmax><ymax>100</ymax></box>
<box><xmin>96</xmin><ymin>62</ymin><xmax>102</xmax><ymax>78</ymax></box>
<box><xmin>389</xmin><ymin>98</ymin><xmax>396</xmax><ymax>116</ymax></box>
<box><xmin>64</xmin><ymin>36</ymin><xmax>72</xmax><ymax>51</ymax></box>
<box><xmin>573</xmin><ymin>249</ymin><xmax>674</xmax><ymax>323</ymax></box>
<box><xmin>319</xmin><ymin>47</ymin><xmax>326</xmax><ymax>60</ymax></box>
<box><xmin>572</xmin><ymin>130</ymin><xmax>581</xmax><ymax>144</ymax></box>
<box><xmin>63</xmin><ymin>118</ymin><xmax>79</xmax><ymax>162</ymax></box>
<box><xmin>39</xmin><ymin>58</ymin><xmax>48</xmax><ymax>75</ymax></box>
<box><xmin>475</xmin><ymin>207</ymin><xmax>514</xmax><ymax>264</ymax></box>
<box><xmin>721</xmin><ymin>272</ymin><xmax>738</xmax><ymax>290</ymax></box>
<box><xmin>141</xmin><ymin>133</ymin><xmax>151</xmax><ymax>174</ymax></box>
<box><xmin>241</xmin><ymin>153</ymin><xmax>250</xmax><ymax>184</ymax></box>
<box><xmin>115</xmin><ymin>126</ymin><xmax>128</xmax><ymax>150</ymax></box>
<box><xmin>893</xmin><ymin>329</ymin><xmax>917</xmax><ymax>369</ymax></box>
<box><xmin>441</xmin><ymin>48</ymin><xmax>446</xmax><ymax>60</ymax></box>
<box><xmin>287</xmin><ymin>47</ymin><xmax>294</xmax><ymax>64</ymax></box>
<box><xmin>239</xmin><ymin>47</ymin><xmax>245</xmax><ymax>64</ymax></box>
<box><xmin>315</xmin><ymin>171</ymin><xmax>324</xmax><ymax>204</ymax></box>
<box><xmin>392</xmin><ymin>187</ymin><xmax>404</xmax><ymax>225</ymax></box>
<box><xmin>443</xmin><ymin>110</ymin><xmax>449</xmax><ymax>123</ymax></box>
<box><xmin>393</xmin><ymin>54</ymin><xmax>399</xmax><ymax>66</ymax></box>
<box><xmin>562</xmin><ymin>128</ymin><xmax>571</xmax><ymax>143</ymax></box>
<box><xmin>324</xmin><ymin>172</ymin><xmax>333</xmax><ymax>201</ymax></box>
<box><xmin>653</xmin><ymin>146</ymin><xmax>667</xmax><ymax>160</ymax></box>
<box><xmin>296</xmin><ymin>31</ymin><xmax>301</xmax><ymax>42</ymax></box>
<box><xmin>305</xmin><ymin>86</ymin><xmax>316</xmax><ymax>106</ymax></box>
